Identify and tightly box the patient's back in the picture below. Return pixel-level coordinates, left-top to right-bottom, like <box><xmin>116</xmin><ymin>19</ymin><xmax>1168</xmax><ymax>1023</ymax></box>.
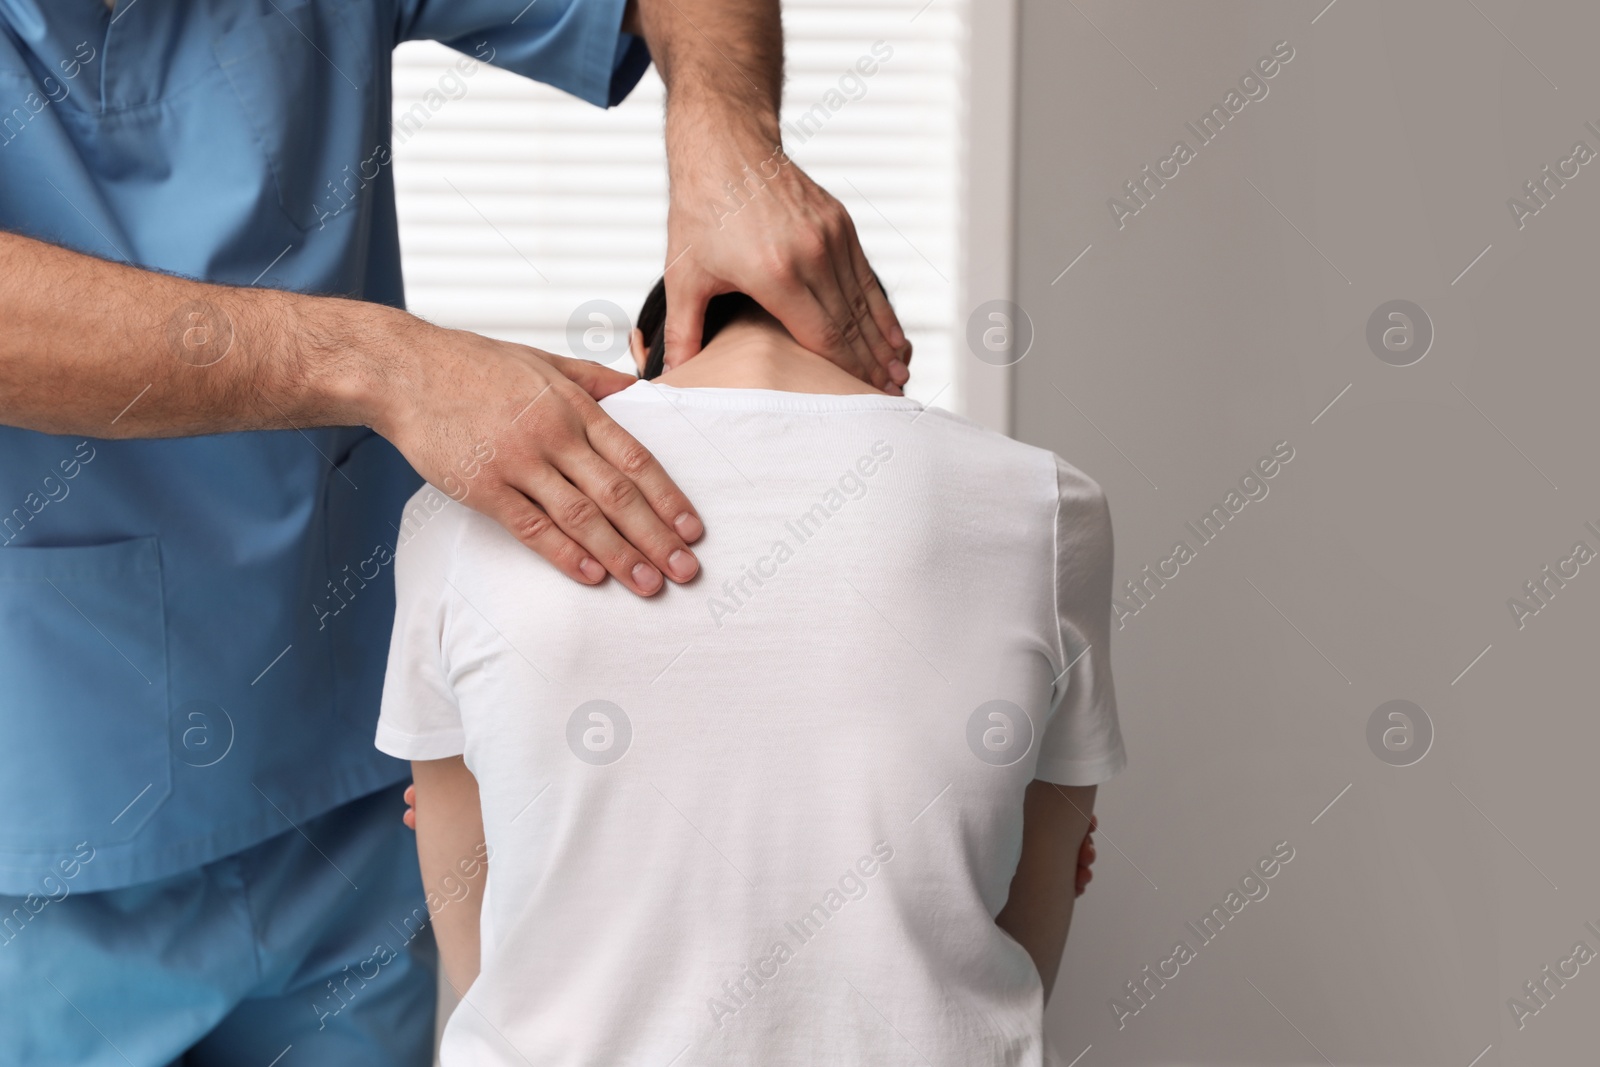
<box><xmin>379</xmin><ymin>380</ymin><xmax>1123</xmax><ymax>1067</ymax></box>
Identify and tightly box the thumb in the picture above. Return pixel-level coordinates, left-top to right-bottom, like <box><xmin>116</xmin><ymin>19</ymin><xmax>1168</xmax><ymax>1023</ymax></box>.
<box><xmin>662</xmin><ymin>269</ymin><xmax>717</xmax><ymax>369</ymax></box>
<box><xmin>544</xmin><ymin>352</ymin><xmax>636</xmax><ymax>400</ymax></box>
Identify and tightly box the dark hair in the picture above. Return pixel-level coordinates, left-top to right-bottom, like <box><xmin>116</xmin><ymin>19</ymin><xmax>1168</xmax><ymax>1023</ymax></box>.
<box><xmin>634</xmin><ymin>280</ymin><xmax>759</xmax><ymax>380</ymax></box>
<box><xmin>633</xmin><ymin>268</ymin><xmax>887</xmax><ymax>380</ymax></box>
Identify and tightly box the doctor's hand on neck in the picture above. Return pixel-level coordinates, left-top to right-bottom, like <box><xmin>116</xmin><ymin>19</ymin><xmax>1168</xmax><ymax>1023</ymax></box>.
<box><xmin>624</xmin><ymin>0</ymin><xmax>913</xmax><ymax>392</ymax></box>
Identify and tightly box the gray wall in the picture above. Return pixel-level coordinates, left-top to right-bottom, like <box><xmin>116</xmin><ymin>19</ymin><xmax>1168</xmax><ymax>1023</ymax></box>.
<box><xmin>1011</xmin><ymin>2</ymin><xmax>1600</xmax><ymax>1064</ymax></box>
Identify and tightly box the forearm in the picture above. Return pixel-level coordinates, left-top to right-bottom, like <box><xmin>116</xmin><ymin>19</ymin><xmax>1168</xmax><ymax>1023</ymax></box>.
<box><xmin>411</xmin><ymin>757</ymin><xmax>488</xmax><ymax>994</ymax></box>
<box><xmin>0</xmin><ymin>230</ymin><xmax>400</xmax><ymax>438</ymax></box>
<box><xmin>996</xmin><ymin>783</ymin><xmax>1097</xmax><ymax>1004</ymax></box>
<box><xmin>422</xmin><ymin>838</ymin><xmax>489</xmax><ymax>996</ymax></box>
<box><xmin>628</xmin><ymin>0</ymin><xmax>783</xmax><ymax>157</ymax></box>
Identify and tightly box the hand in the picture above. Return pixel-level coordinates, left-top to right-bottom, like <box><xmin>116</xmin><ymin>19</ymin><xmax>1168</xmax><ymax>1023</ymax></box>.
<box><xmin>662</xmin><ymin>126</ymin><xmax>911</xmax><ymax>391</ymax></box>
<box><xmin>360</xmin><ymin>309</ymin><xmax>704</xmax><ymax>596</ymax></box>
<box><xmin>402</xmin><ymin>783</ymin><xmax>416</xmax><ymax>830</ymax></box>
<box><xmin>1075</xmin><ymin>814</ymin><xmax>1098</xmax><ymax>897</ymax></box>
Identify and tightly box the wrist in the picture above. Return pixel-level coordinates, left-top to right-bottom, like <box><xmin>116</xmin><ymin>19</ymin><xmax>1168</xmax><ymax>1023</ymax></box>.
<box><xmin>279</xmin><ymin>291</ymin><xmax>424</xmax><ymax>434</ymax></box>
<box><xmin>667</xmin><ymin>116</ymin><xmax>790</xmax><ymax>233</ymax></box>
<box><xmin>667</xmin><ymin>94</ymin><xmax>782</xmax><ymax>179</ymax></box>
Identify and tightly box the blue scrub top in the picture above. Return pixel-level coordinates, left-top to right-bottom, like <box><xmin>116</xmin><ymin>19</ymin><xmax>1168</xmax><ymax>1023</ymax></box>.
<box><xmin>0</xmin><ymin>0</ymin><xmax>649</xmax><ymax>894</ymax></box>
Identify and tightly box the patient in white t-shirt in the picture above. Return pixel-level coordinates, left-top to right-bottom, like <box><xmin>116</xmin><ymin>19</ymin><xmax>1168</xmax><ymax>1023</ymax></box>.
<box><xmin>376</xmin><ymin>280</ymin><xmax>1126</xmax><ymax>1067</ymax></box>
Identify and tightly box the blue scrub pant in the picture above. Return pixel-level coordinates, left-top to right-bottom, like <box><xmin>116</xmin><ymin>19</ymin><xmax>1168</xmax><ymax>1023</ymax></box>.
<box><xmin>0</xmin><ymin>782</ymin><xmax>436</xmax><ymax>1067</ymax></box>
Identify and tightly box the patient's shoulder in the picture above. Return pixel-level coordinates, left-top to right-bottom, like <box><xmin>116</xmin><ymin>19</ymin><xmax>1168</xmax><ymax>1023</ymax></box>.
<box><xmin>910</xmin><ymin>405</ymin><xmax>1050</xmax><ymax>462</ymax></box>
<box><xmin>911</xmin><ymin>407</ymin><xmax>1104</xmax><ymax>508</ymax></box>
<box><xmin>391</xmin><ymin>484</ymin><xmax>479</xmax><ymax>570</ymax></box>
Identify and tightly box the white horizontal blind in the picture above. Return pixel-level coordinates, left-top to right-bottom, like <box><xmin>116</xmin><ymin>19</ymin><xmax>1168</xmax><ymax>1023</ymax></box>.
<box><xmin>391</xmin><ymin>0</ymin><xmax>964</xmax><ymax>410</ymax></box>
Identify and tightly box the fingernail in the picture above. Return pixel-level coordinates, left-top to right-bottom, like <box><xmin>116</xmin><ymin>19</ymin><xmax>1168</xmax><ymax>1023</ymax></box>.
<box><xmin>579</xmin><ymin>558</ymin><xmax>605</xmax><ymax>583</ymax></box>
<box><xmin>888</xmin><ymin>359</ymin><xmax>909</xmax><ymax>384</ymax></box>
<box><xmin>632</xmin><ymin>562</ymin><xmax>663</xmax><ymax>593</ymax></box>
<box><xmin>674</xmin><ymin>512</ymin><xmax>704</xmax><ymax>542</ymax></box>
<box><xmin>667</xmin><ymin>549</ymin><xmax>698</xmax><ymax>582</ymax></box>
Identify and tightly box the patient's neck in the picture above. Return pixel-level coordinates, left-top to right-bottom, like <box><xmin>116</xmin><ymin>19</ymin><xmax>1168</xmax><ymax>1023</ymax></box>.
<box><xmin>653</xmin><ymin>320</ymin><xmax>884</xmax><ymax>396</ymax></box>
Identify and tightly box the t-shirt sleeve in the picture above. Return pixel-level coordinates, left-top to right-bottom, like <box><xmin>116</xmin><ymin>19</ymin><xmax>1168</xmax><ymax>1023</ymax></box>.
<box><xmin>393</xmin><ymin>0</ymin><xmax>651</xmax><ymax>108</ymax></box>
<box><xmin>375</xmin><ymin>488</ymin><xmax>467</xmax><ymax>760</ymax></box>
<box><xmin>1033</xmin><ymin>455</ymin><xmax>1128</xmax><ymax>786</ymax></box>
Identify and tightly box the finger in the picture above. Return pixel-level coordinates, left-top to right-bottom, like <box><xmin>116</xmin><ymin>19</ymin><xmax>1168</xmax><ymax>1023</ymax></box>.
<box><xmin>557</xmin><ymin>445</ymin><xmax>700</xmax><ymax>587</ymax></box>
<box><xmin>404</xmin><ymin>784</ymin><xmax>415</xmax><ymax>807</ymax></box>
<box><xmin>798</xmin><ymin>250</ymin><xmax>880</xmax><ymax>386</ymax></box>
<box><xmin>484</xmin><ymin>486</ymin><xmax>607</xmax><ymax>586</ymax></box>
<box><xmin>662</xmin><ymin>265</ymin><xmax>718</xmax><ymax>369</ymax></box>
<box><xmin>840</xmin><ymin>216</ymin><xmax>909</xmax><ymax>379</ymax></box>
<box><xmin>582</xmin><ymin>400</ymin><xmax>705</xmax><ymax>546</ymax></box>
<box><xmin>899</xmin><ymin>337</ymin><xmax>914</xmax><ymax>370</ymax></box>
<box><xmin>403</xmin><ymin>808</ymin><xmax>415</xmax><ymax>831</ymax></box>
<box><xmin>749</xmin><ymin>276</ymin><xmax>890</xmax><ymax>390</ymax></box>
<box><xmin>544</xmin><ymin>352</ymin><xmax>638</xmax><ymax>399</ymax></box>
<box><xmin>852</xmin><ymin>265</ymin><xmax>910</xmax><ymax>382</ymax></box>
<box><xmin>805</xmin><ymin>275</ymin><xmax>899</xmax><ymax>393</ymax></box>
<box><xmin>818</xmin><ymin>220</ymin><xmax>896</xmax><ymax>384</ymax></box>
<box><xmin>520</xmin><ymin>467</ymin><xmax>668</xmax><ymax>596</ymax></box>
<box><xmin>778</xmin><ymin>206</ymin><xmax>877</xmax><ymax>378</ymax></box>
<box><xmin>864</xmin><ymin>260</ymin><xmax>907</xmax><ymax>352</ymax></box>
<box><xmin>830</xmin><ymin>261</ymin><xmax>901</xmax><ymax>390</ymax></box>
<box><xmin>835</xmin><ymin>197</ymin><xmax>906</xmax><ymax>355</ymax></box>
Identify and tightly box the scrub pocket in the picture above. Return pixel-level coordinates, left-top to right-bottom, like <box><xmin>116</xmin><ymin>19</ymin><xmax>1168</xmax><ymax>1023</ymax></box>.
<box><xmin>0</xmin><ymin>537</ymin><xmax>170</xmax><ymax>854</ymax></box>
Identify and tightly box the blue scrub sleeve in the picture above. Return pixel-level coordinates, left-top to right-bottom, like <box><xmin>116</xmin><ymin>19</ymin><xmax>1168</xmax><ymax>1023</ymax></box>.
<box><xmin>393</xmin><ymin>0</ymin><xmax>651</xmax><ymax>107</ymax></box>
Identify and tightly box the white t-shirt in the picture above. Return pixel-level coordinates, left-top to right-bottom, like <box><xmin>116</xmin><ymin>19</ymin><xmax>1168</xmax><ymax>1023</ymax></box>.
<box><xmin>376</xmin><ymin>381</ymin><xmax>1125</xmax><ymax>1067</ymax></box>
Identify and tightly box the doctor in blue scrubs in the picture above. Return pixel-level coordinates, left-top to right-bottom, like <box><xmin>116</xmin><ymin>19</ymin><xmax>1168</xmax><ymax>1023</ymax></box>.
<box><xmin>0</xmin><ymin>0</ymin><xmax>910</xmax><ymax>1062</ymax></box>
